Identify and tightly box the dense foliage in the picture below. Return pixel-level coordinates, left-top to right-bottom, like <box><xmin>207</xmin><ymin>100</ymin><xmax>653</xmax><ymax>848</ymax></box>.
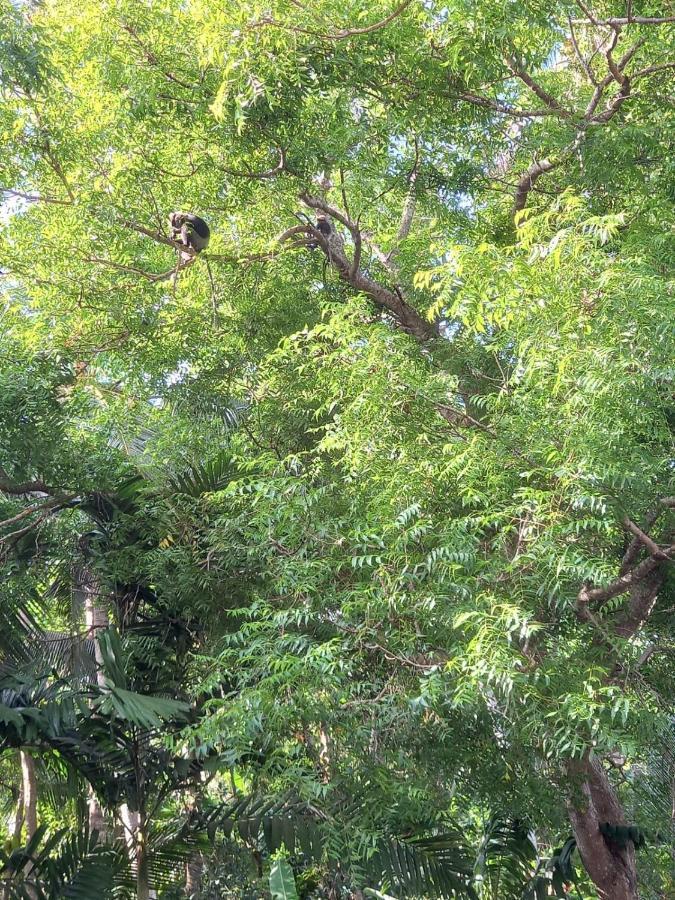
<box><xmin>0</xmin><ymin>1</ymin><xmax>673</xmax><ymax>897</ymax></box>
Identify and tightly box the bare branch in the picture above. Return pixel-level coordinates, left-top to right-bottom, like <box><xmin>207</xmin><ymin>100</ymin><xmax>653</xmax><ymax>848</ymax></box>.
<box><xmin>623</xmin><ymin>517</ymin><xmax>670</xmax><ymax>560</ymax></box>
<box><xmin>395</xmin><ymin>143</ymin><xmax>420</xmax><ymax>245</ymax></box>
<box><xmin>0</xmin><ymin>497</ymin><xmax>73</xmax><ymax>531</ymax></box>
<box><xmin>121</xmin><ymin>220</ymin><xmax>194</xmax><ymax>253</ymax></box>
<box><xmin>0</xmin><ymin>187</ymin><xmax>72</xmax><ymax>206</ymax></box>
<box><xmin>591</xmin><ymin>75</ymin><xmax>631</xmax><ymax>122</ymax></box>
<box><xmin>505</xmin><ymin>57</ymin><xmax>572</xmax><ymax>117</ymax></box>
<box><xmin>299</xmin><ymin>193</ymin><xmax>436</xmax><ymax>341</ymax></box>
<box><xmin>572</xmin><ymin>16</ymin><xmax>675</xmax><ymax>26</ymax></box>
<box><xmin>330</xmin><ymin>0</ymin><xmax>414</xmax><ymax>38</ymax></box>
<box><xmin>85</xmin><ymin>256</ymin><xmax>188</xmax><ymax>282</ymax></box>
<box><xmin>513</xmin><ymin>158</ymin><xmax>557</xmax><ymax>212</ymax></box>
<box><xmin>278</xmin><ymin>224</ymin><xmax>311</xmax><ymax>243</ymax></box>
<box><xmin>456</xmin><ymin>91</ymin><xmax>556</xmax><ymax>118</ymax></box>
<box><xmin>568</xmin><ymin>15</ymin><xmax>598</xmax><ymax>84</ymax></box>
<box><xmin>632</xmin><ymin>61</ymin><xmax>675</xmax><ymax>79</ymax></box>
<box><xmin>574</xmin><ymin>0</ymin><xmax>601</xmax><ymax>27</ymax></box>
<box><xmin>249</xmin><ymin>1</ymin><xmax>413</xmax><ymax>41</ymax></box>
<box><xmin>217</xmin><ymin>148</ymin><xmax>287</xmax><ymax>180</ymax></box>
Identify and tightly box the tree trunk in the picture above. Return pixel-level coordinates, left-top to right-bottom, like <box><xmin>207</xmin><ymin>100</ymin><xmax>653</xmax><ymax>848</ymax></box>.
<box><xmin>20</xmin><ymin>752</ymin><xmax>37</xmax><ymax>840</ymax></box>
<box><xmin>184</xmin><ymin>787</ymin><xmax>203</xmax><ymax>898</ymax></box>
<box><xmin>19</xmin><ymin>752</ymin><xmax>38</xmax><ymax>900</ymax></box>
<box><xmin>121</xmin><ymin>805</ymin><xmax>155</xmax><ymax>900</ymax></box>
<box><xmin>566</xmin><ymin>753</ymin><xmax>638</xmax><ymax>900</ymax></box>
<box><xmin>76</xmin><ymin>557</ymin><xmax>111</xmax><ymax>841</ymax></box>
<box><xmin>135</xmin><ymin>826</ymin><xmax>150</xmax><ymax>900</ymax></box>
<box><xmin>8</xmin><ymin>753</ymin><xmax>24</xmax><ymax>844</ymax></box>
<box><xmin>185</xmin><ymin>852</ymin><xmax>203</xmax><ymax>898</ymax></box>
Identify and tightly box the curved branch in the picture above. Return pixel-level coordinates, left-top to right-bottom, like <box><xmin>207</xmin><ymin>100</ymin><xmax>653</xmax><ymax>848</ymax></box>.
<box><xmin>249</xmin><ymin>1</ymin><xmax>413</xmax><ymax>41</ymax></box>
<box><xmin>217</xmin><ymin>148</ymin><xmax>287</xmax><ymax>180</ymax></box>
<box><xmin>330</xmin><ymin>0</ymin><xmax>413</xmax><ymax>38</ymax></box>
<box><xmin>513</xmin><ymin>158</ymin><xmax>557</xmax><ymax>212</ymax></box>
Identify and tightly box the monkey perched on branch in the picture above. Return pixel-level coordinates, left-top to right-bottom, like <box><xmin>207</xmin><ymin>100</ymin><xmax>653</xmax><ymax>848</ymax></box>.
<box><xmin>169</xmin><ymin>212</ymin><xmax>210</xmax><ymax>262</ymax></box>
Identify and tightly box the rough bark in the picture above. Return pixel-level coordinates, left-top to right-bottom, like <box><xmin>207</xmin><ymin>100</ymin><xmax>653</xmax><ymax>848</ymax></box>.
<box><xmin>568</xmin><ymin>513</ymin><xmax>671</xmax><ymax>899</ymax></box>
<box><xmin>566</xmin><ymin>754</ymin><xmax>638</xmax><ymax>900</ymax></box>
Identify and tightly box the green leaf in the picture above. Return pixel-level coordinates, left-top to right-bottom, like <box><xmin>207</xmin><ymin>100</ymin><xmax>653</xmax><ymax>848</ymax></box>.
<box><xmin>269</xmin><ymin>858</ymin><xmax>299</xmax><ymax>900</ymax></box>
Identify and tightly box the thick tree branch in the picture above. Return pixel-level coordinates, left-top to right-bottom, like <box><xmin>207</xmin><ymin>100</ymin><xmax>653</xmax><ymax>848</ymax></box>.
<box><xmin>572</xmin><ymin>15</ymin><xmax>675</xmax><ymax>26</ymax></box>
<box><xmin>505</xmin><ymin>57</ymin><xmax>572</xmax><ymax>117</ymax></box>
<box><xmin>298</xmin><ymin>193</ymin><xmax>436</xmax><ymax>340</ymax></box>
<box><xmin>579</xmin><ymin>545</ymin><xmax>673</xmax><ymax>610</ymax></box>
<box><xmin>513</xmin><ymin>158</ymin><xmax>557</xmax><ymax>212</ymax></box>
<box><xmin>622</xmin><ymin>517</ymin><xmax>669</xmax><ymax>560</ymax></box>
<box><xmin>0</xmin><ymin>473</ymin><xmax>54</xmax><ymax>495</ymax></box>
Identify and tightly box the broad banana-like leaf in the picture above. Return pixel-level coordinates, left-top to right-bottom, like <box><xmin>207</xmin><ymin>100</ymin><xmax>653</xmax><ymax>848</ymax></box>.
<box><xmin>269</xmin><ymin>858</ymin><xmax>299</xmax><ymax>900</ymax></box>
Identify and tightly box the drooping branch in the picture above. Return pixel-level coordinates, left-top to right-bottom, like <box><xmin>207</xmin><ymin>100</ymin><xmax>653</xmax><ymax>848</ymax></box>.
<box><xmin>247</xmin><ymin>0</ymin><xmax>414</xmax><ymax>42</ymax></box>
<box><xmin>513</xmin><ymin>158</ymin><xmax>557</xmax><ymax>212</ymax></box>
<box><xmin>217</xmin><ymin>147</ymin><xmax>288</xmax><ymax>180</ymax></box>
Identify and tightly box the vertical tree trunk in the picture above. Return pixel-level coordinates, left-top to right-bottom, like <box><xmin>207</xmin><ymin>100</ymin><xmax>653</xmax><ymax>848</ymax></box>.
<box><xmin>19</xmin><ymin>752</ymin><xmax>38</xmax><ymax>900</ymax></box>
<box><xmin>185</xmin><ymin>852</ymin><xmax>203</xmax><ymax>898</ymax></box>
<box><xmin>566</xmin><ymin>753</ymin><xmax>638</xmax><ymax>900</ymax></box>
<box><xmin>135</xmin><ymin>824</ymin><xmax>150</xmax><ymax>900</ymax></box>
<box><xmin>121</xmin><ymin>805</ymin><xmax>155</xmax><ymax>899</ymax></box>
<box><xmin>184</xmin><ymin>787</ymin><xmax>203</xmax><ymax>898</ymax></box>
<box><xmin>75</xmin><ymin>555</ymin><xmax>110</xmax><ymax>841</ymax></box>
<box><xmin>20</xmin><ymin>752</ymin><xmax>37</xmax><ymax>840</ymax></box>
<box><xmin>8</xmin><ymin>752</ymin><xmax>25</xmax><ymax>844</ymax></box>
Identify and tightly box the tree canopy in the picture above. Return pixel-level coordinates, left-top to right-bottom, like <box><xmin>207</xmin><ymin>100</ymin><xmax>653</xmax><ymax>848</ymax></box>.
<box><xmin>0</xmin><ymin>1</ymin><xmax>673</xmax><ymax>898</ymax></box>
